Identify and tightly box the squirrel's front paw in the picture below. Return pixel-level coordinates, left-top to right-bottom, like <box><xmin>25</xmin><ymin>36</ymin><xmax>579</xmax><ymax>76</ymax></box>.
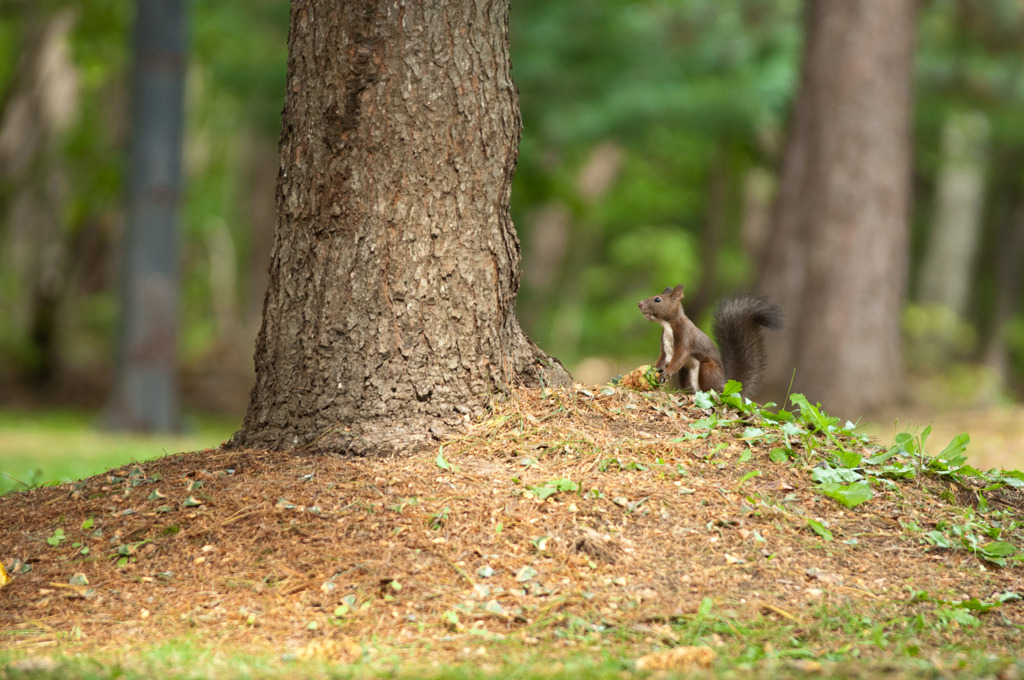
<box><xmin>656</xmin><ymin>367</ymin><xmax>669</xmax><ymax>383</ymax></box>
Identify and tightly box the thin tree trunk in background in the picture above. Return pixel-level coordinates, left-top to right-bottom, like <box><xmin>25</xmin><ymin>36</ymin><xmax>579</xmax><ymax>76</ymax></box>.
<box><xmin>229</xmin><ymin>0</ymin><xmax>570</xmax><ymax>455</ymax></box>
<box><xmin>0</xmin><ymin>10</ymin><xmax>78</xmax><ymax>383</ymax></box>
<box><xmin>756</xmin><ymin>0</ymin><xmax>916</xmax><ymax>418</ymax></box>
<box><xmin>917</xmin><ymin>110</ymin><xmax>989</xmax><ymax>316</ymax></box>
<box><xmin>106</xmin><ymin>0</ymin><xmax>186</xmax><ymax>432</ymax></box>
<box><xmin>983</xmin><ymin>196</ymin><xmax>1024</xmax><ymax>381</ymax></box>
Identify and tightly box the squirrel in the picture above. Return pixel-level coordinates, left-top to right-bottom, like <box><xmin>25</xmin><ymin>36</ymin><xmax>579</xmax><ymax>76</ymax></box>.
<box><xmin>638</xmin><ymin>284</ymin><xmax>783</xmax><ymax>397</ymax></box>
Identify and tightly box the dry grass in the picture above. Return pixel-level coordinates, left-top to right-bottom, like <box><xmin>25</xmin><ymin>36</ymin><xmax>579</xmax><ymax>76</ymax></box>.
<box><xmin>2</xmin><ymin>386</ymin><xmax>1023</xmax><ymax>667</ymax></box>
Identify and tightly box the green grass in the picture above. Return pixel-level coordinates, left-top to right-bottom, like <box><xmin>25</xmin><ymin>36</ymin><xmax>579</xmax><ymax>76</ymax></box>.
<box><xmin>0</xmin><ymin>408</ymin><xmax>236</xmax><ymax>495</ymax></box>
<box><xmin>1</xmin><ymin>613</ymin><xmax>1023</xmax><ymax>680</ymax></box>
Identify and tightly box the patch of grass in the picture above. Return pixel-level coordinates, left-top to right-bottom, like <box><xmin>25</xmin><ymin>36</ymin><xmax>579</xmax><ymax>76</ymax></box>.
<box><xmin>0</xmin><ymin>408</ymin><xmax>235</xmax><ymax>495</ymax></box>
<box><xmin>2</xmin><ymin>632</ymin><xmax>1023</xmax><ymax>679</ymax></box>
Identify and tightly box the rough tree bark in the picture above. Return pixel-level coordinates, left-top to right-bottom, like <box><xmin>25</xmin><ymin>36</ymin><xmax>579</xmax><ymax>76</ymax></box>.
<box><xmin>756</xmin><ymin>0</ymin><xmax>916</xmax><ymax>418</ymax></box>
<box><xmin>229</xmin><ymin>0</ymin><xmax>570</xmax><ymax>454</ymax></box>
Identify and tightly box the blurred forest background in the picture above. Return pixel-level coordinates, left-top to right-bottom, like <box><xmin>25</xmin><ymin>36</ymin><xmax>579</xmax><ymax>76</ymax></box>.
<box><xmin>2</xmin><ymin>0</ymin><xmax>1024</xmax><ymax>432</ymax></box>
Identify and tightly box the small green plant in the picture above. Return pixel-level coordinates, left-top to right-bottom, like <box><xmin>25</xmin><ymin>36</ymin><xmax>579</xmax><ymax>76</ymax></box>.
<box><xmin>428</xmin><ymin>506</ymin><xmax>451</xmax><ymax>530</ymax></box>
<box><xmin>527</xmin><ymin>478</ymin><xmax>579</xmax><ymax>500</ymax></box>
<box><xmin>704</xmin><ymin>386</ymin><xmax>1024</xmax><ymax>565</ymax></box>
<box><xmin>46</xmin><ymin>528</ymin><xmax>67</xmax><ymax>547</ymax></box>
<box><xmin>435</xmin><ymin>448</ymin><xmax>458</xmax><ymax>472</ymax></box>
<box><xmin>329</xmin><ymin>594</ymin><xmax>369</xmax><ymax>624</ymax></box>
<box><xmin>806</xmin><ymin>519</ymin><xmax>833</xmax><ymax>542</ymax></box>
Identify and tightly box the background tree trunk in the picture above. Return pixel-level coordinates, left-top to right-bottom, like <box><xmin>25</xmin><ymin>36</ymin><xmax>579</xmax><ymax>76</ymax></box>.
<box><xmin>106</xmin><ymin>0</ymin><xmax>187</xmax><ymax>433</ymax></box>
<box><xmin>0</xmin><ymin>10</ymin><xmax>78</xmax><ymax>383</ymax></box>
<box><xmin>756</xmin><ymin>0</ymin><xmax>916</xmax><ymax>418</ymax></box>
<box><xmin>917</xmin><ymin>110</ymin><xmax>989</xmax><ymax>317</ymax></box>
<box><xmin>230</xmin><ymin>0</ymin><xmax>570</xmax><ymax>455</ymax></box>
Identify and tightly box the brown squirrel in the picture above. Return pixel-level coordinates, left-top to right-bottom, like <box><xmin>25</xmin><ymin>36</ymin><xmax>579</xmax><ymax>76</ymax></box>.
<box><xmin>638</xmin><ymin>284</ymin><xmax>783</xmax><ymax>397</ymax></box>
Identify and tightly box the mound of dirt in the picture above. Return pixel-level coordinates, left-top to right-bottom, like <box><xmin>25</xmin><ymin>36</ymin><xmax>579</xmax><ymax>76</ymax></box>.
<box><xmin>2</xmin><ymin>386</ymin><xmax>1022</xmax><ymax>659</ymax></box>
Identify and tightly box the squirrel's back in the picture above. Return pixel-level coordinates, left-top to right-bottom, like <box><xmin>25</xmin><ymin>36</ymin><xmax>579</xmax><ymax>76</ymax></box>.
<box><xmin>712</xmin><ymin>294</ymin><xmax>784</xmax><ymax>397</ymax></box>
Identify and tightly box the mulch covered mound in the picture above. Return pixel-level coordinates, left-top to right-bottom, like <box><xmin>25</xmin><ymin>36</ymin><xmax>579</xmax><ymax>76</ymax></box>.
<box><xmin>2</xmin><ymin>386</ymin><xmax>1022</xmax><ymax>659</ymax></box>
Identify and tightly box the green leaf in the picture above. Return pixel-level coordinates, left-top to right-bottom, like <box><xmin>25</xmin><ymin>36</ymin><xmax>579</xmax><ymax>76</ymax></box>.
<box><xmin>998</xmin><ymin>470</ymin><xmax>1024</xmax><ymax>487</ymax></box>
<box><xmin>924</xmin><ymin>531</ymin><xmax>953</xmax><ymax>548</ymax></box>
<box><xmin>931</xmin><ymin>433</ymin><xmax>970</xmax><ymax>473</ymax></box>
<box><xmin>790</xmin><ymin>393</ymin><xmax>838</xmax><ymax>430</ymax></box>
<box><xmin>940</xmin><ymin>607</ymin><xmax>980</xmax><ymax>627</ymax></box>
<box><xmin>790</xmin><ymin>393</ymin><xmax>858</xmax><ymax>466</ymax></box>
<box><xmin>693</xmin><ymin>391</ymin><xmax>716</xmax><ymax>409</ymax></box>
<box><xmin>428</xmin><ymin>506</ymin><xmax>450</xmax><ymax>530</ymax></box>
<box><xmin>818</xmin><ymin>481</ymin><xmax>873</xmax><ymax>508</ymax></box>
<box><xmin>919</xmin><ymin>425</ymin><xmax>932</xmax><ymax>451</ymax></box>
<box><xmin>833</xmin><ymin>448</ymin><xmax>863</xmax><ymax>470</ymax></box>
<box><xmin>979</xmin><ymin>541</ymin><xmax>1017</xmax><ymax>558</ymax></box>
<box><xmin>435</xmin><ymin>449</ymin><xmax>452</xmax><ymax>471</ymax></box>
<box><xmin>722</xmin><ymin>380</ymin><xmax>742</xmax><ymax>396</ymax></box>
<box><xmin>957</xmin><ymin>597</ymin><xmax>1001</xmax><ymax>612</ymax></box>
<box><xmin>807</xmin><ymin>519</ymin><xmax>833</xmax><ymax>542</ymax></box>
<box><xmin>865</xmin><ymin>447</ymin><xmax>899</xmax><ymax>466</ymax></box>
<box><xmin>720</xmin><ymin>390</ymin><xmax>748</xmax><ymax>412</ymax></box>
<box><xmin>46</xmin><ymin>528</ymin><xmax>67</xmax><ymax>547</ymax></box>
<box><xmin>528</xmin><ymin>478</ymin><xmax>579</xmax><ymax>500</ymax></box>
<box><xmin>739</xmin><ymin>470</ymin><xmax>761</xmax><ymax>485</ymax></box>
<box><xmin>811</xmin><ymin>465</ymin><xmax>863</xmax><ymax>485</ymax></box>
<box><xmin>769</xmin><ymin>447</ymin><xmax>791</xmax><ymax>463</ymax></box>
<box><xmin>781</xmin><ymin>422</ymin><xmax>803</xmax><ymax>437</ymax></box>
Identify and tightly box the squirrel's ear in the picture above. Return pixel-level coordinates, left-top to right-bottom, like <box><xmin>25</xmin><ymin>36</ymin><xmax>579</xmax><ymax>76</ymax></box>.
<box><xmin>672</xmin><ymin>284</ymin><xmax>685</xmax><ymax>298</ymax></box>
<box><xmin>661</xmin><ymin>286</ymin><xmax>672</xmax><ymax>295</ymax></box>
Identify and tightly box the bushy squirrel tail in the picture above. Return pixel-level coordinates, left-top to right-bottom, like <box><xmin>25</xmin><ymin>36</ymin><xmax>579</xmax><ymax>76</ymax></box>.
<box><xmin>712</xmin><ymin>294</ymin><xmax>784</xmax><ymax>398</ymax></box>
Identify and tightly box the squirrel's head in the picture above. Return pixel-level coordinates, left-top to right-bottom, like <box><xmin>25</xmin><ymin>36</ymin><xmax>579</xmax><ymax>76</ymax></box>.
<box><xmin>638</xmin><ymin>284</ymin><xmax>685</xmax><ymax>321</ymax></box>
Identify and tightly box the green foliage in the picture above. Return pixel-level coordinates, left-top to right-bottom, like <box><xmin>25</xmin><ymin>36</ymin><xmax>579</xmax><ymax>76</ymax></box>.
<box><xmin>699</xmin><ymin>387</ymin><xmax>1024</xmax><ymax>565</ymax></box>
<box><xmin>3</xmin><ymin>0</ymin><xmax>1024</xmax><ymax>394</ymax></box>
<box><xmin>510</xmin><ymin>0</ymin><xmax>801</xmax><ymax>362</ymax></box>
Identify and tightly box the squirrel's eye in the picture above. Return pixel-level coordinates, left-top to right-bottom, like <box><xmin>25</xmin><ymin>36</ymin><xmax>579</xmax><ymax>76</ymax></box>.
<box><xmin>654</xmin><ymin>297</ymin><xmax>661</xmax><ymax>302</ymax></box>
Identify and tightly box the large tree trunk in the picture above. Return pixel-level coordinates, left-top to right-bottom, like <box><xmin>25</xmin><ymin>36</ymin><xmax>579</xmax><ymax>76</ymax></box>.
<box><xmin>756</xmin><ymin>0</ymin><xmax>916</xmax><ymax>418</ymax></box>
<box><xmin>229</xmin><ymin>0</ymin><xmax>570</xmax><ymax>455</ymax></box>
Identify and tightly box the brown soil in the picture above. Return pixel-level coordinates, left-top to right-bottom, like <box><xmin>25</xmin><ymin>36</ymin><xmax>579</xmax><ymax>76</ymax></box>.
<box><xmin>2</xmin><ymin>386</ymin><xmax>1023</xmax><ymax>663</ymax></box>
